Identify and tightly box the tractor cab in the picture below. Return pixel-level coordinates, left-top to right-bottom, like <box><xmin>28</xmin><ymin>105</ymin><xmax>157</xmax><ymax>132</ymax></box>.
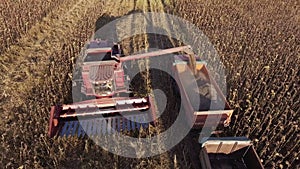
<box><xmin>84</xmin><ymin>40</ymin><xmax>122</xmax><ymax>62</ymax></box>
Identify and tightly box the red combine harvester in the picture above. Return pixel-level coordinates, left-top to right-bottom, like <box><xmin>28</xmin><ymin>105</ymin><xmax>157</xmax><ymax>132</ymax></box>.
<box><xmin>48</xmin><ymin>40</ymin><xmax>233</xmax><ymax>137</ymax></box>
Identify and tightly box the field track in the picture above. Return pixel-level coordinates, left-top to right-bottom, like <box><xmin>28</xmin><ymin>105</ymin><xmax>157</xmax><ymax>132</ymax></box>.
<box><xmin>0</xmin><ymin>0</ymin><xmax>299</xmax><ymax>168</ymax></box>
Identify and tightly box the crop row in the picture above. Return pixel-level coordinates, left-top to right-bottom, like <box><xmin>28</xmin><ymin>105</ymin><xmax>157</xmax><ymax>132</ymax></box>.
<box><xmin>172</xmin><ymin>0</ymin><xmax>299</xmax><ymax>168</ymax></box>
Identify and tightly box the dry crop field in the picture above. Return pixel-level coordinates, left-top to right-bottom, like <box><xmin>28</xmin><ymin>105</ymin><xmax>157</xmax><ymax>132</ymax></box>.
<box><xmin>0</xmin><ymin>0</ymin><xmax>299</xmax><ymax>168</ymax></box>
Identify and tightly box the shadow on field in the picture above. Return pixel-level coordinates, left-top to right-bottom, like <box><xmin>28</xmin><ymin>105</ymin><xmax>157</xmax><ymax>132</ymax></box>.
<box><xmin>94</xmin><ymin>14</ymin><xmax>118</xmax><ymax>33</ymax></box>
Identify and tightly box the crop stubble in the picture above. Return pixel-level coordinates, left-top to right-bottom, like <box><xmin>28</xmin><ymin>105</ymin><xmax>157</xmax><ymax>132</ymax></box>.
<box><xmin>0</xmin><ymin>0</ymin><xmax>299</xmax><ymax>168</ymax></box>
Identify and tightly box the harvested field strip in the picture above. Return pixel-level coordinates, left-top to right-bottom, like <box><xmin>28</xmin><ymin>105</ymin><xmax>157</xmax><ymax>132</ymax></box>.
<box><xmin>0</xmin><ymin>0</ymin><xmax>72</xmax><ymax>54</ymax></box>
<box><xmin>113</xmin><ymin>0</ymin><xmax>170</xmax><ymax>167</ymax></box>
<box><xmin>148</xmin><ymin>1</ymin><xmax>203</xmax><ymax>168</ymax></box>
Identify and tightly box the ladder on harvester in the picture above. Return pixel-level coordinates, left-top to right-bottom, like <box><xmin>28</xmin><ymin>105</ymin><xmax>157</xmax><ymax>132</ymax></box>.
<box><xmin>114</xmin><ymin>70</ymin><xmax>129</xmax><ymax>91</ymax></box>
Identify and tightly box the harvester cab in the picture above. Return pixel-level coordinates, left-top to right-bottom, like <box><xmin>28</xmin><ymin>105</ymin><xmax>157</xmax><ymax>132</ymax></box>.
<box><xmin>48</xmin><ymin>41</ymin><xmax>233</xmax><ymax>138</ymax></box>
<box><xmin>84</xmin><ymin>39</ymin><xmax>122</xmax><ymax>62</ymax></box>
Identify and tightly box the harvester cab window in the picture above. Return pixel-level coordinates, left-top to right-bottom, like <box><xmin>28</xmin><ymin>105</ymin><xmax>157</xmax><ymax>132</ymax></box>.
<box><xmin>112</xmin><ymin>44</ymin><xmax>122</xmax><ymax>56</ymax></box>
